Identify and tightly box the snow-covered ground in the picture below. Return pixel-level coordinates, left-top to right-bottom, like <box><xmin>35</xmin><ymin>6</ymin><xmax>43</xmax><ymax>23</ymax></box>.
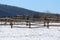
<box><xmin>0</xmin><ymin>22</ymin><xmax>60</xmax><ymax>40</ymax></box>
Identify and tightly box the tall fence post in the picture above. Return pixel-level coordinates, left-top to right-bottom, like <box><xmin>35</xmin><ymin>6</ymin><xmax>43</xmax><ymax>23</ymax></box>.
<box><xmin>47</xmin><ymin>19</ymin><xmax>49</xmax><ymax>28</ymax></box>
<box><xmin>10</xmin><ymin>20</ymin><xmax>13</xmax><ymax>28</ymax></box>
<box><xmin>44</xmin><ymin>21</ymin><xmax>46</xmax><ymax>27</ymax></box>
<box><xmin>29</xmin><ymin>20</ymin><xmax>31</xmax><ymax>28</ymax></box>
<box><xmin>44</xmin><ymin>16</ymin><xmax>46</xmax><ymax>27</ymax></box>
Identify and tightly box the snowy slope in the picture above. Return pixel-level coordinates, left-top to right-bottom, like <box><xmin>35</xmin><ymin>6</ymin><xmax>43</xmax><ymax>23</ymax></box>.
<box><xmin>0</xmin><ymin>22</ymin><xmax>60</xmax><ymax>40</ymax></box>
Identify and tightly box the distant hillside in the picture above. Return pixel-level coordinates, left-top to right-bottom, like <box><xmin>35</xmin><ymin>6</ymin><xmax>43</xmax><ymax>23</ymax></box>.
<box><xmin>0</xmin><ymin>4</ymin><xmax>59</xmax><ymax>17</ymax></box>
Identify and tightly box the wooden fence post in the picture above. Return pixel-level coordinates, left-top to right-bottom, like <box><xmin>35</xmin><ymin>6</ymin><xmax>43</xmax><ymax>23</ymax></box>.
<box><xmin>29</xmin><ymin>21</ymin><xmax>31</xmax><ymax>28</ymax></box>
<box><xmin>47</xmin><ymin>19</ymin><xmax>49</xmax><ymax>28</ymax></box>
<box><xmin>44</xmin><ymin>21</ymin><xmax>46</xmax><ymax>27</ymax></box>
<box><xmin>10</xmin><ymin>20</ymin><xmax>13</xmax><ymax>28</ymax></box>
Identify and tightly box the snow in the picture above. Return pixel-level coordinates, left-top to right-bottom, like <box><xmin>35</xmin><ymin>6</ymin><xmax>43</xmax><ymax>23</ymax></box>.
<box><xmin>0</xmin><ymin>22</ymin><xmax>60</xmax><ymax>40</ymax></box>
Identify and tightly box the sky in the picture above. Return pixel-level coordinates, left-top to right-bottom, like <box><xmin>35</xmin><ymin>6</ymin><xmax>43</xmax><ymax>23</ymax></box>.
<box><xmin>0</xmin><ymin>0</ymin><xmax>60</xmax><ymax>14</ymax></box>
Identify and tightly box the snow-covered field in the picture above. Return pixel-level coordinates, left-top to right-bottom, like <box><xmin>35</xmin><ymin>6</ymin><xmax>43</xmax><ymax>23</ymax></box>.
<box><xmin>0</xmin><ymin>22</ymin><xmax>60</xmax><ymax>40</ymax></box>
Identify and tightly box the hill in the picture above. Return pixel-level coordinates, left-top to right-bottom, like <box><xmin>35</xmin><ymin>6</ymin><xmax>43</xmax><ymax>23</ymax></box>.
<box><xmin>0</xmin><ymin>4</ymin><xmax>59</xmax><ymax>17</ymax></box>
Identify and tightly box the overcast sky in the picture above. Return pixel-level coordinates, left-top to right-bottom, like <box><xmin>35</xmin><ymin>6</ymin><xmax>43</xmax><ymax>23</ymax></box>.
<box><xmin>0</xmin><ymin>0</ymin><xmax>60</xmax><ymax>14</ymax></box>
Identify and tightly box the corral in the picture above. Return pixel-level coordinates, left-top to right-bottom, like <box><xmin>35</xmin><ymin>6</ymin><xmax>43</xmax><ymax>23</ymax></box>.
<box><xmin>0</xmin><ymin>14</ymin><xmax>60</xmax><ymax>28</ymax></box>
